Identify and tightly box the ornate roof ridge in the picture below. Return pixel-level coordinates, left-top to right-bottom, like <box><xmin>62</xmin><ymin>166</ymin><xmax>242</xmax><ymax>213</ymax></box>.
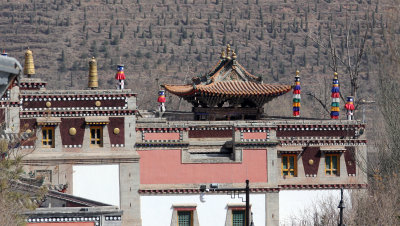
<box><xmin>20</xmin><ymin>89</ymin><xmax>136</xmax><ymax>95</ymax></box>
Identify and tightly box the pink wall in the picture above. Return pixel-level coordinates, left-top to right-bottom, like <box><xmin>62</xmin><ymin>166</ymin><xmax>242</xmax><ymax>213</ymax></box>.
<box><xmin>27</xmin><ymin>223</ymin><xmax>94</xmax><ymax>226</ymax></box>
<box><xmin>144</xmin><ymin>132</ymin><xmax>180</xmax><ymax>140</ymax></box>
<box><xmin>242</xmin><ymin>132</ymin><xmax>267</xmax><ymax>140</ymax></box>
<box><xmin>138</xmin><ymin>149</ymin><xmax>267</xmax><ymax>184</ymax></box>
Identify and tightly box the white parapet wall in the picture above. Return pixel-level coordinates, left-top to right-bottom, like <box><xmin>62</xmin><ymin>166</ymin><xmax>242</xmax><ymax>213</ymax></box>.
<box><xmin>141</xmin><ymin>193</ymin><xmax>266</xmax><ymax>226</ymax></box>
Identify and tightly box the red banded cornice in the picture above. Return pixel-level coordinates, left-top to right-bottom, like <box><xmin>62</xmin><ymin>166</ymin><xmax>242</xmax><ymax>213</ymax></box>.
<box><xmin>139</xmin><ymin>187</ymin><xmax>280</xmax><ymax>194</ymax></box>
<box><xmin>279</xmin><ymin>184</ymin><xmax>367</xmax><ymax>189</ymax></box>
<box><xmin>20</xmin><ymin>110</ymin><xmax>136</xmax><ymax>118</ymax></box>
<box><xmin>279</xmin><ymin>139</ymin><xmax>367</xmax><ymax>146</ymax></box>
<box><xmin>276</xmin><ymin>124</ymin><xmax>365</xmax><ymax>130</ymax></box>
<box><xmin>136</xmin><ymin>127</ymin><xmax>185</xmax><ymax>132</ymax></box>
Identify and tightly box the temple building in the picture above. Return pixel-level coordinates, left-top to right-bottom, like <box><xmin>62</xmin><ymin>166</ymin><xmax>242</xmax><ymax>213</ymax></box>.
<box><xmin>0</xmin><ymin>46</ymin><xmax>368</xmax><ymax>226</ymax></box>
<box><xmin>163</xmin><ymin>45</ymin><xmax>292</xmax><ymax>120</ymax></box>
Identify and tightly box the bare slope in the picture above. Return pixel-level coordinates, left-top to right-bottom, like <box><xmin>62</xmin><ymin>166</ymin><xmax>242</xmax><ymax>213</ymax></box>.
<box><xmin>0</xmin><ymin>0</ymin><xmax>385</xmax><ymax>117</ymax></box>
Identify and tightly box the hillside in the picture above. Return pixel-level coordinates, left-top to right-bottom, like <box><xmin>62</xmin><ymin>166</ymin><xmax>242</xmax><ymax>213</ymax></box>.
<box><xmin>0</xmin><ymin>0</ymin><xmax>387</xmax><ymax>117</ymax></box>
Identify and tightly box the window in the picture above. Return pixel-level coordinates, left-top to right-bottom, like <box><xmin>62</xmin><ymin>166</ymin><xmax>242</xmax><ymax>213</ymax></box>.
<box><xmin>325</xmin><ymin>154</ymin><xmax>340</xmax><ymax>176</ymax></box>
<box><xmin>42</xmin><ymin>127</ymin><xmax>55</xmax><ymax>148</ymax></box>
<box><xmin>281</xmin><ymin>154</ymin><xmax>297</xmax><ymax>177</ymax></box>
<box><xmin>90</xmin><ymin>126</ymin><xmax>103</xmax><ymax>147</ymax></box>
<box><xmin>232</xmin><ymin>210</ymin><xmax>245</xmax><ymax>226</ymax></box>
<box><xmin>178</xmin><ymin>211</ymin><xmax>192</xmax><ymax>226</ymax></box>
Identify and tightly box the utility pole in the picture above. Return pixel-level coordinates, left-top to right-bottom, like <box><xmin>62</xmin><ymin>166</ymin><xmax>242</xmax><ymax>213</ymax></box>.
<box><xmin>245</xmin><ymin>179</ymin><xmax>250</xmax><ymax>226</ymax></box>
<box><xmin>338</xmin><ymin>188</ymin><xmax>345</xmax><ymax>226</ymax></box>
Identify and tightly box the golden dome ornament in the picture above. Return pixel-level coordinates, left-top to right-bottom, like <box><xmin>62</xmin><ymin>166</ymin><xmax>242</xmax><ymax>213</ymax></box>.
<box><xmin>113</xmin><ymin>128</ymin><xmax>120</xmax><ymax>135</ymax></box>
<box><xmin>95</xmin><ymin>101</ymin><xmax>101</xmax><ymax>107</ymax></box>
<box><xmin>24</xmin><ymin>48</ymin><xmax>35</xmax><ymax>77</ymax></box>
<box><xmin>88</xmin><ymin>57</ymin><xmax>98</xmax><ymax>89</ymax></box>
<box><xmin>226</xmin><ymin>44</ymin><xmax>231</xmax><ymax>60</ymax></box>
<box><xmin>308</xmin><ymin>159</ymin><xmax>314</xmax><ymax>165</ymax></box>
<box><xmin>220</xmin><ymin>49</ymin><xmax>226</xmax><ymax>59</ymax></box>
<box><xmin>69</xmin><ymin>127</ymin><xmax>77</xmax><ymax>136</ymax></box>
<box><xmin>46</xmin><ymin>102</ymin><xmax>51</xmax><ymax>108</ymax></box>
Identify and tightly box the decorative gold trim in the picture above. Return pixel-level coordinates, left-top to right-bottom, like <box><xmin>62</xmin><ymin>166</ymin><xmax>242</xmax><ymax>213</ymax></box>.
<box><xmin>113</xmin><ymin>128</ymin><xmax>120</xmax><ymax>135</ymax></box>
<box><xmin>308</xmin><ymin>159</ymin><xmax>314</xmax><ymax>165</ymax></box>
<box><xmin>95</xmin><ymin>101</ymin><xmax>101</xmax><ymax>107</ymax></box>
<box><xmin>46</xmin><ymin>102</ymin><xmax>51</xmax><ymax>108</ymax></box>
<box><xmin>87</xmin><ymin>122</ymin><xmax>109</xmax><ymax>125</ymax></box>
<box><xmin>69</xmin><ymin>127</ymin><xmax>77</xmax><ymax>136</ymax></box>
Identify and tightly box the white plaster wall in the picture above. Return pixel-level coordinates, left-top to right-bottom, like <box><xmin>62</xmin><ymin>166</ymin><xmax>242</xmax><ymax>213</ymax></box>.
<box><xmin>73</xmin><ymin>164</ymin><xmax>120</xmax><ymax>206</ymax></box>
<box><xmin>141</xmin><ymin>193</ymin><xmax>266</xmax><ymax>226</ymax></box>
<box><xmin>279</xmin><ymin>189</ymin><xmax>349</xmax><ymax>225</ymax></box>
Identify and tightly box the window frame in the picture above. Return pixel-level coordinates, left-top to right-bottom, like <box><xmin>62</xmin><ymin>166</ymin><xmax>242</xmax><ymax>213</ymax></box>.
<box><xmin>90</xmin><ymin>126</ymin><xmax>103</xmax><ymax>148</ymax></box>
<box><xmin>325</xmin><ymin>153</ymin><xmax>340</xmax><ymax>176</ymax></box>
<box><xmin>177</xmin><ymin>210</ymin><xmax>193</xmax><ymax>226</ymax></box>
<box><xmin>42</xmin><ymin>126</ymin><xmax>55</xmax><ymax>148</ymax></box>
<box><xmin>281</xmin><ymin>154</ymin><xmax>297</xmax><ymax>177</ymax></box>
<box><xmin>232</xmin><ymin>209</ymin><xmax>246</xmax><ymax>226</ymax></box>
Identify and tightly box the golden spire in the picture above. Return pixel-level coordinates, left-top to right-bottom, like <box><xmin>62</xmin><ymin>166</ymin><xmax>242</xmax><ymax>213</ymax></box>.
<box><xmin>220</xmin><ymin>49</ymin><xmax>226</xmax><ymax>59</ymax></box>
<box><xmin>232</xmin><ymin>51</ymin><xmax>237</xmax><ymax>60</ymax></box>
<box><xmin>88</xmin><ymin>57</ymin><xmax>98</xmax><ymax>89</ymax></box>
<box><xmin>226</xmin><ymin>44</ymin><xmax>231</xmax><ymax>60</ymax></box>
<box><xmin>23</xmin><ymin>48</ymin><xmax>35</xmax><ymax>77</ymax></box>
<box><xmin>296</xmin><ymin>70</ymin><xmax>300</xmax><ymax>77</ymax></box>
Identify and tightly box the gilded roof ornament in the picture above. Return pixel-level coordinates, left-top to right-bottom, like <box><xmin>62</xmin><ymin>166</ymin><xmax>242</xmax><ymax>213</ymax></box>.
<box><xmin>23</xmin><ymin>48</ymin><xmax>35</xmax><ymax>77</ymax></box>
<box><xmin>220</xmin><ymin>49</ymin><xmax>226</xmax><ymax>59</ymax></box>
<box><xmin>232</xmin><ymin>51</ymin><xmax>237</xmax><ymax>60</ymax></box>
<box><xmin>88</xmin><ymin>57</ymin><xmax>98</xmax><ymax>89</ymax></box>
<box><xmin>226</xmin><ymin>44</ymin><xmax>231</xmax><ymax>60</ymax></box>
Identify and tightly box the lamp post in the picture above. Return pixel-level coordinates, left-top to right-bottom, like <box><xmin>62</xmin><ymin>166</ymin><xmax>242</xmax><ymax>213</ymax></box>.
<box><xmin>200</xmin><ymin>180</ymin><xmax>251</xmax><ymax>226</ymax></box>
<box><xmin>245</xmin><ymin>179</ymin><xmax>249</xmax><ymax>226</ymax></box>
<box><xmin>338</xmin><ymin>188</ymin><xmax>345</xmax><ymax>226</ymax></box>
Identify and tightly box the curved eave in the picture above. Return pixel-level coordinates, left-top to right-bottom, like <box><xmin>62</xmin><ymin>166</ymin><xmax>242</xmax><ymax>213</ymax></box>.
<box><xmin>162</xmin><ymin>84</ymin><xmax>195</xmax><ymax>96</ymax></box>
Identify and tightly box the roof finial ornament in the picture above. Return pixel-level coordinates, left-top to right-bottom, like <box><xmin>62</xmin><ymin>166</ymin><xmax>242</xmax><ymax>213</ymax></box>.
<box><xmin>232</xmin><ymin>51</ymin><xmax>237</xmax><ymax>60</ymax></box>
<box><xmin>88</xmin><ymin>57</ymin><xmax>98</xmax><ymax>89</ymax></box>
<box><xmin>220</xmin><ymin>49</ymin><xmax>226</xmax><ymax>59</ymax></box>
<box><xmin>24</xmin><ymin>47</ymin><xmax>35</xmax><ymax>78</ymax></box>
<box><xmin>345</xmin><ymin>96</ymin><xmax>355</xmax><ymax>120</ymax></box>
<box><xmin>226</xmin><ymin>44</ymin><xmax>231</xmax><ymax>60</ymax></box>
<box><xmin>330</xmin><ymin>72</ymin><xmax>340</xmax><ymax>119</ymax></box>
<box><xmin>115</xmin><ymin>64</ymin><xmax>126</xmax><ymax>90</ymax></box>
<box><xmin>293</xmin><ymin>70</ymin><xmax>301</xmax><ymax>117</ymax></box>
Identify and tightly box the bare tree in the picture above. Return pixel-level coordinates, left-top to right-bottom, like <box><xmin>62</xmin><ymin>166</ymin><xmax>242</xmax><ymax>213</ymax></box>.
<box><xmin>306</xmin><ymin>8</ymin><xmax>371</xmax><ymax>114</ymax></box>
<box><xmin>289</xmin><ymin>2</ymin><xmax>400</xmax><ymax>224</ymax></box>
<box><xmin>0</xmin><ymin>132</ymin><xmax>46</xmax><ymax>226</ymax></box>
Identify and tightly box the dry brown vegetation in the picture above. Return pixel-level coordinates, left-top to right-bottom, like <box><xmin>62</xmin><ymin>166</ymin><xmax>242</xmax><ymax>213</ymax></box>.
<box><xmin>0</xmin><ymin>0</ymin><xmax>388</xmax><ymax>115</ymax></box>
<box><xmin>287</xmin><ymin>1</ymin><xmax>400</xmax><ymax>224</ymax></box>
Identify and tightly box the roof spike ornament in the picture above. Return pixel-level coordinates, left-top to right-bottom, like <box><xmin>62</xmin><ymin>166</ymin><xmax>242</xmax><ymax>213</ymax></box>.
<box><xmin>115</xmin><ymin>64</ymin><xmax>126</xmax><ymax>90</ymax></box>
<box><xmin>88</xmin><ymin>57</ymin><xmax>98</xmax><ymax>89</ymax></box>
<box><xmin>330</xmin><ymin>72</ymin><xmax>340</xmax><ymax>119</ymax></box>
<box><xmin>293</xmin><ymin>70</ymin><xmax>301</xmax><ymax>117</ymax></box>
<box><xmin>232</xmin><ymin>51</ymin><xmax>237</xmax><ymax>60</ymax></box>
<box><xmin>226</xmin><ymin>44</ymin><xmax>231</xmax><ymax>60</ymax></box>
<box><xmin>23</xmin><ymin>48</ymin><xmax>35</xmax><ymax>78</ymax></box>
<box><xmin>345</xmin><ymin>96</ymin><xmax>355</xmax><ymax>120</ymax></box>
<box><xmin>220</xmin><ymin>49</ymin><xmax>226</xmax><ymax>59</ymax></box>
